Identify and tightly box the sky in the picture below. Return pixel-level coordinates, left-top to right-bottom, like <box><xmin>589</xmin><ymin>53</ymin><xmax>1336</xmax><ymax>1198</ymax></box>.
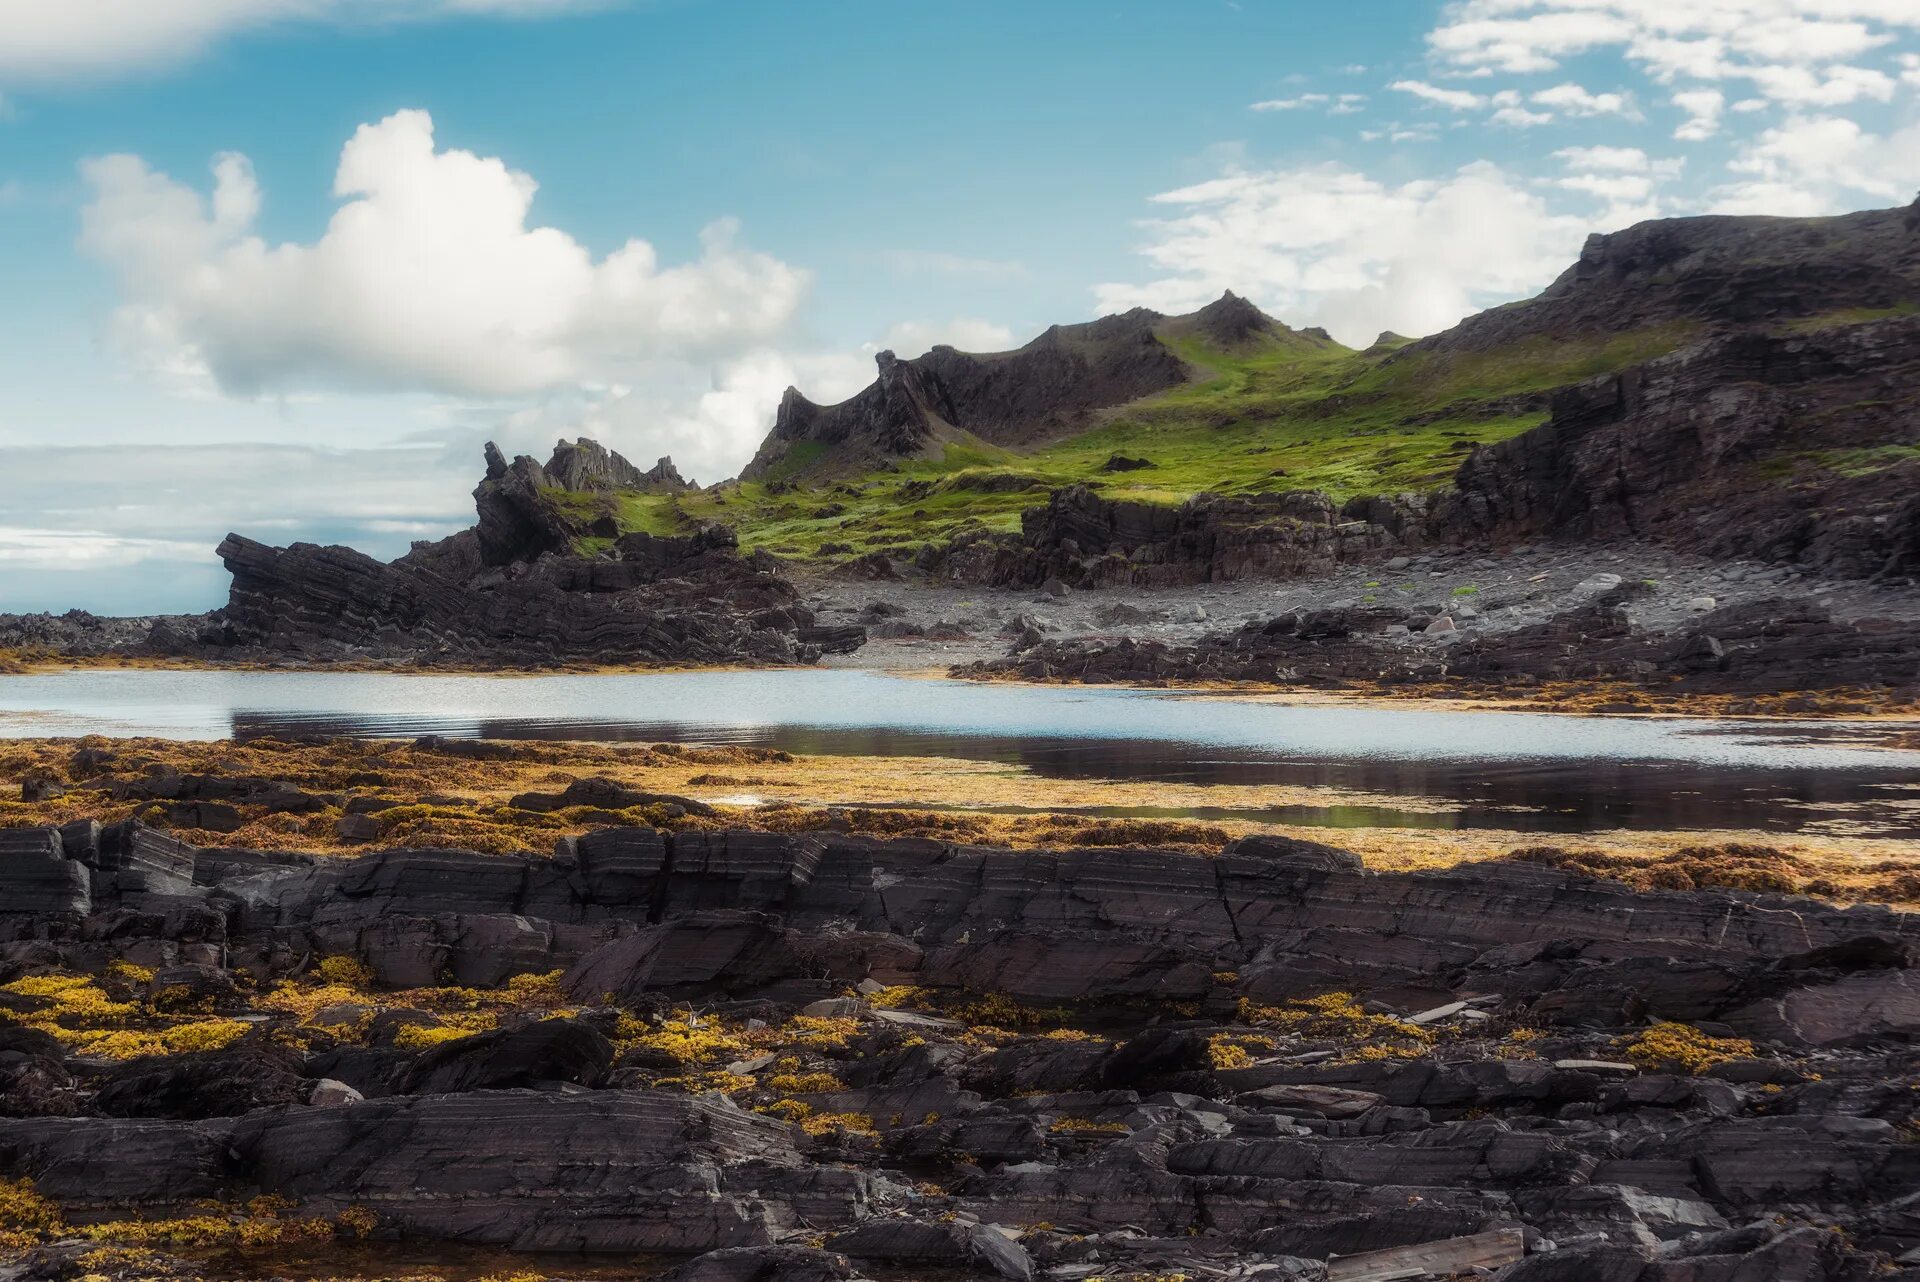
<box><xmin>1</xmin><ymin>0</ymin><xmax>1918</xmax><ymax>614</ymax></box>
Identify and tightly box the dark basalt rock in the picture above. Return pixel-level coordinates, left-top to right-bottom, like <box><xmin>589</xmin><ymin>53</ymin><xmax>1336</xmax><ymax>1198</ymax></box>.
<box><xmin>3</xmin><ymin>817</ymin><xmax>1917</xmax><ymax>1277</ymax></box>
<box><xmin>137</xmin><ymin>442</ymin><xmax>868</xmax><ymax>667</ymax></box>
<box><xmin>920</xmin><ymin>484</ymin><xmax>1427</xmax><ymax>589</ymax></box>
<box><xmin>395</xmin><ymin>1018</ymin><xmax>615</xmax><ymax>1095</ymax></box>
<box><xmin>89</xmin><ymin>1040</ymin><xmax>306</xmax><ymax>1119</ymax></box>
<box><xmin>1433</xmin><ymin>316</ymin><xmax>1920</xmax><ymax>580</ymax></box>
<box><xmin>963</xmin><ymin>596</ymin><xmax>1920</xmax><ymax>698</ymax></box>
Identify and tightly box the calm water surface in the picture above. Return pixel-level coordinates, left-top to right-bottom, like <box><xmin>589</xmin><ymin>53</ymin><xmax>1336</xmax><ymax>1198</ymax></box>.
<box><xmin>2</xmin><ymin>668</ymin><xmax>1916</xmax><ymax>836</ymax></box>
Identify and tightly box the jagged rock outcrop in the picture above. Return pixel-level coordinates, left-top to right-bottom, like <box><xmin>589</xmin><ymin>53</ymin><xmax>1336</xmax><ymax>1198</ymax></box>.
<box><xmin>546</xmin><ymin>437</ymin><xmax>694</xmax><ymax>495</ymax></box>
<box><xmin>148</xmin><ymin>445</ymin><xmax>864</xmax><ymax>666</ymax></box>
<box><xmin>741</xmin><ymin>296</ymin><xmax>1324</xmax><ymax>482</ymax></box>
<box><xmin>468</xmin><ymin>438</ymin><xmax>696</xmax><ymax>567</ymax></box>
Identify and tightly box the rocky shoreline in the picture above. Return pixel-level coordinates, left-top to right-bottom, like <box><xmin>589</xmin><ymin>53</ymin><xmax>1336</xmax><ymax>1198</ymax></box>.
<box><xmin>1</xmin><ymin>805</ymin><xmax>1917</xmax><ymax>1281</ymax></box>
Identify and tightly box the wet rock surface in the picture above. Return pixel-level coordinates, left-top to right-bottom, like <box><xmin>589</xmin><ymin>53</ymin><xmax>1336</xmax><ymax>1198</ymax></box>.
<box><xmin>3</xmin><ymin>816</ymin><xmax>1917</xmax><ymax>1280</ymax></box>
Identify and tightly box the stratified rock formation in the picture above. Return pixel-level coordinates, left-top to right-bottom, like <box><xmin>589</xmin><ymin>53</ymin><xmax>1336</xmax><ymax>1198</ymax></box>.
<box><xmin>963</xmin><ymin>595</ymin><xmax>1920</xmax><ymax>700</ymax></box>
<box><xmin>1435</xmin><ymin>316</ymin><xmax>1920</xmax><ymax>578</ymax></box>
<box><xmin>2</xmin><ymin>817</ymin><xmax>1917</xmax><ymax>1280</ymax></box>
<box><xmin>741</xmin><ymin>295</ymin><xmax>1328</xmax><ymax>481</ymax></box>
<box><xmin>174</xmin><ymin>443</ymin><xmax>861</xmax><ymax>666</ymax></box>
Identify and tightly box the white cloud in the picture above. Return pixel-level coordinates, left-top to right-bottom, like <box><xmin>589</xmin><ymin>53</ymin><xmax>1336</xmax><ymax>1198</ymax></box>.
<box><xmin>1093</xmin><ymin>161</ymin><xmax>1600</xmax><ymax>347</ymax></box>
<box><xmin>1249</xmin><ymin>91</ymin><xmax>1369</xmax><ymax>115</ymax></box>
<box><xmin>1428</xmin><ymin>2</ymin><xmax>1920</xmax><ymax>80</ymax></box>
<box><xmin>0</xmin><ymin>526</ymin><xmax>214</xmax><ymax>569</ymax></box>
<box><xmin>1251</xmin><ymin>93</ymin><xmax>1328</xmax><ymax>110</ymax></box>
<box><xmin>1492</xmin><ymin>104</ymin><xmax>1555</xmax><ymax>126</ymax></box>
<box><xmin>1717</xmin><ymin>113</ymin><xmax>1920</xmax><ymax>210</ymax></box>
<box><xmin>1672</xmin><ymin>88</ymin><xmax>1726</xmax><ymax>140</ymax></box>
<box><xmin>1390</xmin><ymin>79</ymin><xmax>1487</xmax><ymax>110</ymax></box>
<box><xmin>0</xmin><ymin>0</ymin><xmax>614</xmax><ymax>82</ymax></box>
<box><xmin>1530</xmin><ymin>82</ymin><xmax>1639</xmax><ymax>116</ymax></box>
<box><xmin>496</xmin><ymin>347</ymin><xmax>875</xmax><ymax>486</ymax></box>
<box><xmin>1736</xmin><ymin>61</ymin><xmax>1895</xmax><ymax>104</ymax></box>
<box><xmin>1554</xmin><ymin>144</ymin><xmax>1653</xmax><ymax>171</ymax></box>
<box><xmin>877</xmin><ymin>318</ymin><xmax>1016</xmax><ymax>358</ymax></box>
<box><xmin>79</xmin><ymin>109</ymin><xmax>810</xmax><ymax>399</ymax></box>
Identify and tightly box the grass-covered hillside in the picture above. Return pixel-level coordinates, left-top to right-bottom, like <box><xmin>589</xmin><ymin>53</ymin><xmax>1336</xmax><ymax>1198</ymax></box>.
<box><xmin>567</xmin><ymin>319</ymin><xmax>1702</xmax><ymax>561</ymax></box>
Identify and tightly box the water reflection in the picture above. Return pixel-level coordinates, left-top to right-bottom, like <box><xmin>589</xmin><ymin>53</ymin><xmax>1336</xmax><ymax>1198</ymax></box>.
<box><xmin>0</xmin><ymin>668</ymin><xmax>1914</xmax><ymax>838</ymax></box>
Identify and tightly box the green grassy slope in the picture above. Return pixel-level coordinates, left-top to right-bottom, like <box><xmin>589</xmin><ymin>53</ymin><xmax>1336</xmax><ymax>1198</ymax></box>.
<box><xmin>561</xmin><ymin>321</ymin><xmax>1709</xmax><ymax>560</ymax></box>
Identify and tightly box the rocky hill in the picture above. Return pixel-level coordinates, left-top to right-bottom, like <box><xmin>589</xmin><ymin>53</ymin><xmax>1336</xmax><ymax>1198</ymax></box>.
<box><xmin>740</xmin><ymin>293</ymin><xmax>1333</xmax><ymax>482</ymax></box>
<box><xmin>702</xmin><ymin>196</ymin><xmax>1920</xmax><ymax>587</ymax></box>
<box><xmin>1419</xmin><ymin>199</ymin><xmax>1920</xmax><ymax>356</ymax></box>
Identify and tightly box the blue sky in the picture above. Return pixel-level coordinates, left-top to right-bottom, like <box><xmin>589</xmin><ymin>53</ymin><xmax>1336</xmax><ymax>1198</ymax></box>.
<box><xmin>2</xmin><ymin>0</ymin><xmax>1917</xmax><ymax>614</ymax></box>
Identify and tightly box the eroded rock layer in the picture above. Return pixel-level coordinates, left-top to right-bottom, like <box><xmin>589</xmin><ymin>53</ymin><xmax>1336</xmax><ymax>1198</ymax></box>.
<box><xmin>963</xmin><ymin>595</ymin><xmax>1920</xmax><ymax>699</ymax></box>
<box><xmin>3</xmin><ymin>818</ymin><xmax>1917</xmax><ymax>1281</ymax></box>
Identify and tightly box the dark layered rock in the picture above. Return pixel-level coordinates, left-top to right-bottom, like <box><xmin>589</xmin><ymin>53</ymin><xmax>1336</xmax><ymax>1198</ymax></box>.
<box><xmin>169</xmin><ymin>441</ymin><xmax>862</xmax><ymax>666</ymax></box>
<box><xmin>916</xmin><ymin>484</ymin><xmax>1427</xmax><ymax>589</ymax></box>
<box><xmin>1434</xmin><ymin>316</ymin><xmax>1920</xmax><ymax>579</ymax></box>
<box><xmin>963</xmin><ymin>596</ymin><xmax>1920</xmax><ymax>698</ymax></box>
<box><xmin>0</xmin><ymin>610</ymin><xmax>202</xmax><ymax>658</ymax></box>
<box><xmin>4</xmin><ymin>817</ymin><xmax>1917</xmax><ymax>1278</ymax></box>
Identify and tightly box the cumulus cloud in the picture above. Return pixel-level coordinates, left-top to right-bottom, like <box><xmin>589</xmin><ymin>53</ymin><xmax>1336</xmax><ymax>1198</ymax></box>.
<box><xmin>1424</xmin><ymin>0</ymin><xmax>1920</xmax><ymax>122</ymax></box>
<box><xmin>1715</xmin><ymin>114</ymin><xmax>1920</xmax><ymax>211</ymax></box>
<box><xmin>1093</xmin><ymin>161</ymin><xmax>1600</xmax><ymax>347</ymax></box>
<box><xmin>79</xmin><ymin>109</ymin><xmax>810</xmax><ymax>399</ymax></box>
<box><xmin>1672</xmin><ymin>88</ymin><xmax>1727</xmax><ymax>140</ymax></box>
<box><xmin>1427</xmin><ymin>1</ymin><xmax>1919</xmax><ymax>80</ymax></box>
<box><xmin>1553</xmin><ymin>145</ymin><xmax>1664</xmax><ymax>172</ymax></box>
<box><xmin>0</xmin><ymin>0</ymin><xmax>614</xmax><ymax>82</ymax></box>
<box><xmin>1530</xmin><ymin>82</ymin><xmax>1639</xmax><ymax>116</ymax></box>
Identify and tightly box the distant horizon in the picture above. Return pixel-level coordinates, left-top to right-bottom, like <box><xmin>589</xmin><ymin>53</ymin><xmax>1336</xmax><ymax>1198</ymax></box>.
<box><xmin>3</xmin><ymin>0</ymin><xmax>1919</xmax><ymax>614</ymax></box>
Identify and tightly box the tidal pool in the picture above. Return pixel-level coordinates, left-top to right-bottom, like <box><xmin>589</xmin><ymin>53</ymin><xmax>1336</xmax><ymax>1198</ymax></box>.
<box><xmin>2</xmin><ymin>668</ymin><xmax>1916</xmax><ymax>836</ymax></box>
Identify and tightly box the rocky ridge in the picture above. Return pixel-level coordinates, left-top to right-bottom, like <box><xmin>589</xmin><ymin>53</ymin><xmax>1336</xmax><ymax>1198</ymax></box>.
<box><xmin>2</xmin><ymin>814</ymin><xmax>1917</xmax><ymax>1280</ymax></box>
<box><xmin>828</xmin><ymin>200</ymin><xmax>1920</xmax><ymax>591</ymax></box>
<box><xmin>741</xmin><ymin>294</ymin><xmax>1326</xmax><ymax>483</ymax></box>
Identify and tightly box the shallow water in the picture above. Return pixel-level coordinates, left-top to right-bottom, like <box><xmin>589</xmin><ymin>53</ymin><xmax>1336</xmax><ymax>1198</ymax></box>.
<box><xmin>2</xmin><ymin>668</ymin><xmax>1917</xmax><ymax>836</ymax></box>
